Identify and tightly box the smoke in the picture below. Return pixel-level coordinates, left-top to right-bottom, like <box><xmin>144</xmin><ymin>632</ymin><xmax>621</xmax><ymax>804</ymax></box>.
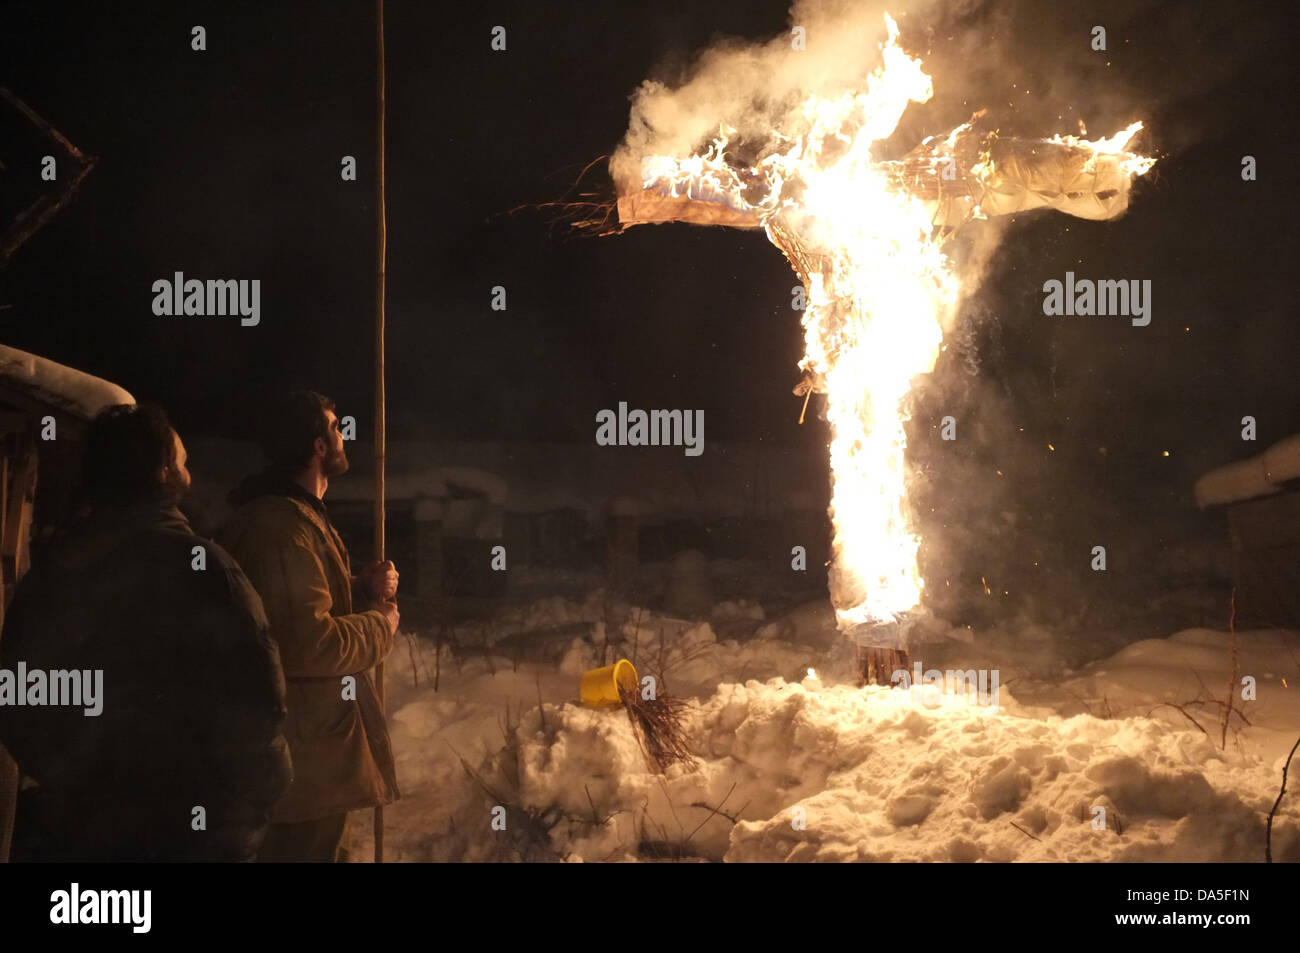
<box><xmin>610</xmin><ymin>0</ymin><xmax>1131</xmax><ymax>310</ymax></box>
<box><xmin>613</xmin><ymin>0</ymin><xmax>936</xmax><ymax>189</ymax></box>
<box><xmin>611</xmin><ymin>0</ymin><xmax>1020</xmax><ymax>308</ymax></box>
<box><xmin>610</xmin><ymin>0</ymin><xmax>1228</xmax><ymax>184</ymax></box>
<box><xmin>609</xmin><ymin>0</ymin><xmax>1259</xmax><ymax>631</ymax></box>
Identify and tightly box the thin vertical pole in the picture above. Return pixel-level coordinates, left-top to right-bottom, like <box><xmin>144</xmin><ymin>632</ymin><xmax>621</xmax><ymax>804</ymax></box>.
<box><xmin>372</xmin><ymin>0</ymin><xmax>387</xmax><ymax>865</ymax></box>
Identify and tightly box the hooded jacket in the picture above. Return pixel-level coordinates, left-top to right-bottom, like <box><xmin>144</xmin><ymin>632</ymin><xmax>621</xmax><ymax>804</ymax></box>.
<box><xmin>218</xmin><ymin>471</ymin><xmax>397</xmax><ymax>823</ymax></box>
<box><xmin>0</xmin><ymin>502</ymin><xmax>291</xmax><ymax>861</ymax></box>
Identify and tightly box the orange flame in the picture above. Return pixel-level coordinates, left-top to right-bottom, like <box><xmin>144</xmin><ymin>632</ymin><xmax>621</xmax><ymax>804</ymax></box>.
<box><xmin>637</xmin><ymin>14</ymin><xmax>1155</xmax><ymax>634</ymax></box>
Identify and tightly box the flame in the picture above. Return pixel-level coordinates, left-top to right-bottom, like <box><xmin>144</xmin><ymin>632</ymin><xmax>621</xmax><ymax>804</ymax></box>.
<box><xmin>636</xmin><ymin>14</ymin><xmax>1155</xmax><ymax>635</ymax></box>
<box><xmin>1046</xmin><ymin>120</ymin><xmax>1157</xmax><ymax>177</ymax></box>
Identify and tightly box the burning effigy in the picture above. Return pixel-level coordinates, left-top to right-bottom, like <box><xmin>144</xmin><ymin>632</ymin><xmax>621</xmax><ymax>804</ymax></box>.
<box><xmin>600</xmin><ymin>13</ymin><xmax>1156</xmax><ymax>679</ymax></box>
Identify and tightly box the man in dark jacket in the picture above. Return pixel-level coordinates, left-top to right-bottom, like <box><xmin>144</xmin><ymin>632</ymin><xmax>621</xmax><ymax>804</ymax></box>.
<box><xmin>218</xmin><ymin>391</ymin><xmax>398</xmax><ymax>863</ymax></box>
<box><xmin>0</xmin><ymin>404</ymin><xmax>292</xmax><ymax>861</ymax></box>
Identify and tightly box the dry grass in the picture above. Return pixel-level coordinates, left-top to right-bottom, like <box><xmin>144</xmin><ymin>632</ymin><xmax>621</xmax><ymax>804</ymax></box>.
<box><xmin>619</xmin><ymin>683</ymin><xmax>697</xmax><ymax>775</ymax></box>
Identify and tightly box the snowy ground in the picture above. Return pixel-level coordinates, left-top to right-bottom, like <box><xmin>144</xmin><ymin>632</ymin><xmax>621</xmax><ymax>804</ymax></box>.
<box><xmin>345</xmin><ymin>591</ymin><xmax>1300</xmax><ymax>862</ymax></box>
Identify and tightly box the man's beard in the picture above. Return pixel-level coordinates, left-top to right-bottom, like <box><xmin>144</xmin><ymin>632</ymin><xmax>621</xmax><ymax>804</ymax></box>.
<box><xmin>324</xmin><ymin>444</ymin><xmax>349</xmax><ymax>478</ymax></box>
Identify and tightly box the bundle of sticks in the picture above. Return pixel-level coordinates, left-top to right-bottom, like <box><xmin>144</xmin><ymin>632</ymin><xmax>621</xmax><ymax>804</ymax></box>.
<box><xmin>619</xmin><ymin>683</ymin><xmax>697</xmax><ymax>774</ymax></box>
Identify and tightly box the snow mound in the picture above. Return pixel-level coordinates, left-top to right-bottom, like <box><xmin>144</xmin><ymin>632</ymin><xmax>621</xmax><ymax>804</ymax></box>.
<box><xmin>353</xmin><ymin>601</ymin><xmax>1300</xmax><ymax>863</ymax></box>
<box><xmin>1052</xmin><ymin>627</ymin><xmax>1300</xmax><ymax>765</ymax></box>
<box><xmin>375</xmin><ymin>656</ymin><xmax>1300</xmax><ymax>862</ymax></box>
<box><xmin>710</xmin><ymin>681</ymin><xmax>1296</xmax><ymax>862</ymax></box>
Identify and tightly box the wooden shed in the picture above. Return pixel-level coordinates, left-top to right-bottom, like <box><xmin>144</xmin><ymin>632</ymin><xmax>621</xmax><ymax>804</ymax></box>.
<box><xmin>0</xmin><ymin>343</ymin><xmax>133</xmax><ymax>861</ymax></box>
<box><xmin>1194</xmin><ymin>436</ymin><xmax>1300</xmax><ymax>629</ymax></box>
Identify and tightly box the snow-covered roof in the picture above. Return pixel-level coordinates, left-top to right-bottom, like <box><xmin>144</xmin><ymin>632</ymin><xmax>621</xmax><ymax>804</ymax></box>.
<box><xmin>329</xmin><ymin>464</ymin><xmax>508</xmax><ymax>506</ymax></box>
<box><xmin>0</xmin><ymin>343</ymin><xmax>134</xmax><ymax>420</ymax></box>
<box><xmin>1194</xmin><ymin>434</ymin><xmax>1300</xmax><ymax>508</ymax></box>
<box><xmin>267</xmin><ymin>438</ymin><xmax>826</xmax><ymax>518</ymax></box>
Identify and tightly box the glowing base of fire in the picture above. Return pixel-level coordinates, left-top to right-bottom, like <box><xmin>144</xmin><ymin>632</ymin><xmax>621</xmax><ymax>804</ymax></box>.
<box><xmin>838</xmin><ymin>607</ymin><xmax>922</xmax><ymax>648</ymax></box>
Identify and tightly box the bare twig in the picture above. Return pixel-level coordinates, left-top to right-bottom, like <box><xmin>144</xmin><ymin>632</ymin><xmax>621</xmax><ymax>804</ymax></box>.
<box><xmin>536</xmin><ymin>675</ymin><xmax>547</xmax><ymax>733</ymax></box>
<box><xmin>684</xmin><ymin>782</ymin><xmax>737</xmax><ymax>844</ymax></box>
<box><xmin>687</xmin><ymin>800</ymin><xmax>746</xmax><ymax>825</ymax></box>
<box><xmin>447</xmin><ymin>741</ymin><xmax>506</xmax><ymax>804</ymax></box>
<box><xmin>1059</xmin><ymin>686</ymin><xmax>1100</xmax><ymax>718</ymax></box>
<box><xmin>406</xmin><ymin>632</ymin><xmax>421</xmax><ymax>687</ymax></box>
<box><xmin>1185</xmin><ymin>696</ymin><xmax>1252</xmax><ymax>727</ymax></box>
<box><xmin>630</xmin><ymin>605</ymin><xmax>646</xmax><ymax>666</ymax></box>
<box><xmin>502</xmin><ymin>156</ymin><xmax>621</xmax><ymax>237</ymax></box>
<box><xmin>1266</xmin><ymin>734</ymin><xmax>1300</xmax><ymax>863</ymax></box>
<box><xmin>1009</xmin><ymin>820</ymin><xmax>1041</xmax><ymax>842</ymax></box>
<box><xmin>434</xmin><ymin>620</ymin><xmax>443</xmax><ymax>693</ymax></box>
<box><xmin>1222</xmin><ymin>588</ymin><xmax>1238</xmax><ymax>750</ymax></box>
<box><xmin>1269</xmin><ymin>629</ymin><xmax>1300</xmax><ymax>683</ymax></box>
<box><xmin>656</xmin><ymin>776</ymin><xmax>684</xmax><ymax>837</ymax></box>
<box><xmin>1146</xmin><ymin>701</ymin><xmax>1209</xmax><ymax>737</ymax></box>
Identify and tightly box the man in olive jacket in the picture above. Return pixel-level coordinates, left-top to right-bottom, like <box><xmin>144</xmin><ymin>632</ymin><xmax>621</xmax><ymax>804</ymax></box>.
<box><xmin>219</xmin><ymin>391</ymin><xmax>399</xmax><ymax>862</ymax></box>
<box><xmin>0</xmin><ymin>404</ymin><xmax>291</xmax><ymax>862</ymax></box>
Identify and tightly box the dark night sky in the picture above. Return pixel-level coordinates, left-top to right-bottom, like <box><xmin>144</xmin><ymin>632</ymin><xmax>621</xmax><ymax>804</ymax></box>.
<box><xmin>2</xmin><ymin>0</ymin><xmax>1298</xmax><ymax>483</ymax></box>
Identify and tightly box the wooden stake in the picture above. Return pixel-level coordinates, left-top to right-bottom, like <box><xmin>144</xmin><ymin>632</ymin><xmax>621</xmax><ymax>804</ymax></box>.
<box><xmin>857</xmin><ymin>645</ymin><xmax>909</xmax><ymax>687</ymax></box>
<box><xmin>372</xmin><ymin>0</ymin><xmax>388</xmax><ymax>865</ymax></box>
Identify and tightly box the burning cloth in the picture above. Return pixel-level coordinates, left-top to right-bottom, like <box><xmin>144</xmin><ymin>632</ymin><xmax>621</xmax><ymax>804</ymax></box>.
<box><xmin>608</xmin><ymin>15</ymin><xmax>1156</xmax><ymax>649</ymax></box>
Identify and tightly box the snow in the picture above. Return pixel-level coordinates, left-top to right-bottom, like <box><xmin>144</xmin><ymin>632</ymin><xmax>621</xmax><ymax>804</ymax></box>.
<box><xmin>346</xmin><ymin>592</ymin><xmax>1300</xmax><ymax>863</ymax></box>
<box><xmin>1043</xmin><ymin>627</ymin><xmax>1300</xmax><ymax>766</ymax></box>
<box><xmin>0</xmin><ymin>343</ymin><xmax>134</xmax><ymax>419</ymax></box>
<box><xmin>1195</xmin><ymin>433</ymin><xmax>1300</xmax><ymax>507</ymax></box>
<box><xmin>1264</xmin><ymin>434</ymin><xmax>1300</xmax><ymax>484</ymax></box>
<box><xmin>1194</xmin><ymin>456</ymin><xmax>1274</xmax><ymax>508</ymax></box>
<box><xmin>442</xmin><ymin>498</ymin><xmax>502</xmax><ymax>539</ymax></box>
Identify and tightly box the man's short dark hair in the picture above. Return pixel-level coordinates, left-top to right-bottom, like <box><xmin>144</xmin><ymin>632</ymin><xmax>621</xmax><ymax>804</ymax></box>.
<box><xmin>258</xmin><ymin>391</ymin><xmax>336</xmax><ymax>470</ymax></box>
<box><xmin>81</xmin><ymin>403</ymin><xmax>179</xmax><ymax>506</ymax></box>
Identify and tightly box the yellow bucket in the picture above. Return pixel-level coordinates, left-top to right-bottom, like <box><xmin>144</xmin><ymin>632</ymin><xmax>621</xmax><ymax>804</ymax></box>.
<box><xmin>580</xmin><ymin>659</ymin><xmax>638</xmax><ymax>707</ymax></box>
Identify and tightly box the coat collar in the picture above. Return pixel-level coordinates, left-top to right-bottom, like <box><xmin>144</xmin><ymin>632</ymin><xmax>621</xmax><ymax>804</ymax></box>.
<box><xmin>274</xmin><ymin>495</ymin><xmax>353</xmax><ymax>587</ymax></box>
<box><xmin>229</xmin><ymin>467</ymin><xmax>329</xmax><ymax>518</ymax></box>
<box><xmin>47</xmin><ymin>503</ymin><xmax>194</xmax><ymax>570</ymax></box>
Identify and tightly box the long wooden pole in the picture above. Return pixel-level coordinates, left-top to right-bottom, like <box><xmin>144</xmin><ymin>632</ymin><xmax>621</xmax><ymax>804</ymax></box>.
<box><xmin>372</xmin><ymin>0</ymin><xmax>387</xmax><ymax>865</ymax></box>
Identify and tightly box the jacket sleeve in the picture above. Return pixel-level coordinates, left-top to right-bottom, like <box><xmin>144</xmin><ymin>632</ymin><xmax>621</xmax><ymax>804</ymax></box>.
<box><xmin>199</xmin><ymin>560</ymin><xmax>294</xmax><ymax>830</ymax></box>
<box><xmin>234</xmin><ymin>527</ymin><xmax>394</xmax><ymax>679</ymax></box>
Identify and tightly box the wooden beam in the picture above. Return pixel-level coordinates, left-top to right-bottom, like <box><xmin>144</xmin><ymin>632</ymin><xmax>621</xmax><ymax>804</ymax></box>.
<box><xmin>0</xmin><ymin>87</ymin><xmax>98</xmax><ymax>264</ymax></box>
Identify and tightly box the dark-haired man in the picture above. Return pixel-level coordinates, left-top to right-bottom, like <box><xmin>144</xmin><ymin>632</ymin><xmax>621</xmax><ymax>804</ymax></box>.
<box><xmin>0</xmin><ymin>403</ymin><xmax>292</xmax><ymax>861</ymax></box>
<box><xmin>219</xmin><ymin>391</ymin><xmax>399</xmax><ymax>863</ymax></box>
